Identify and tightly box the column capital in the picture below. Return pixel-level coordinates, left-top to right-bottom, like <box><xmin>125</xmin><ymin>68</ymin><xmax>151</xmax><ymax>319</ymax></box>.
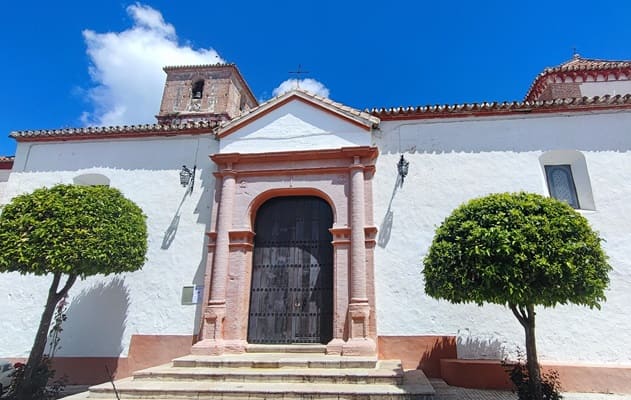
<box><xmin>228</xmin><ymin>230</ymin><xmax>255</xmax><ymax>250</ymax></box>
<box><xmin>349</xmin><ymin>163</ymin><xmax>365</xmax><ymax>171</ymax></box>
<box><xmin>213</xmin><ymin>169</ymin><xmax>237</xmax><ymax>178</ymax></box>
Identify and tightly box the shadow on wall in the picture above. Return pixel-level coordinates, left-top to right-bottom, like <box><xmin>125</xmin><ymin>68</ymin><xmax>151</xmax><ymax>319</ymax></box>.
<box><xmin>161</xmin><ymin>187</ymin><xmax>190</xmax><ymax>249</ymax></box>
<box><xmin>416</xmin><ymin>336</ymin><xmax>458</xmax><ymax>377</ymax></box>
<box><xmin>57</xmin><ymin>277</ymin><xmax>130</xmax><ymax>358</ymax></box>
<box><xmin>191</xmin><ymin>164</ymin><xmax>215</xmax><ymax>335</ymax></box>
<box><xmin>377</xmin><ymin>336</ymin><xmax>456</xmax><ymax>378</ymax></box>
<box><xmin>377</xmin><ymin>174</ymin><xmax>402</xmax><ymax>248</ymax></box>
<box><xmin>456</xmin><ymin>330</ymin><xmax>509</xmax><ymax>360</ymax></box>
<box><xmin>158</xmin><ymin>160</ymin><xmax>215</xmax><ymax>336</ymax></box>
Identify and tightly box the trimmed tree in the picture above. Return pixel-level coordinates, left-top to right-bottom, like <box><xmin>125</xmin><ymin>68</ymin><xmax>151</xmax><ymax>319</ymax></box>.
<box><xmin>422</xmin><ymin>192</ymin><xmax>610</xmax><ymax>400</ymax></box>
<box><xmin>0</xmin><ymin>184</ymin><xmax>147</xmax><ymax>398</ymax></box>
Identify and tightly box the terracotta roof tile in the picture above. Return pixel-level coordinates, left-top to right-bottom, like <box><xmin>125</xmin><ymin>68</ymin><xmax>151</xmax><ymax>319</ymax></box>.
<box><xmin>548</xmin><ymin>55</ymin><xmax>631</xmax><ymax>71</ymax></box>
<box><xmin>163</xmin><ymin>63</ymin><xmax>236</xmax><ymax>71</ymax></box>
<box><xmin>525</xmin><ymin>55</ymin><xmax>631</xmax><ymax>101</ymax></box>
<box><xmin>369</xmin><ymin>94</ymin><xmax>631</xmax><ymax>120</ymax></box>
<box><xmin>11</xmin><ymin>120</ymin><xmax>218</xmax><ymax>141</ymax></box>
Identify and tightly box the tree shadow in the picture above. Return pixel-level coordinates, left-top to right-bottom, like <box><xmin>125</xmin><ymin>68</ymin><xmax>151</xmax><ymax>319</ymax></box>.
<box><xmin>456</xmin><ymin>331</ymin><xmax>507</xmax><ymax>360</ymax></box>
<box><xmin>416</xmin><ymin>336</ymin><xmax>457</xmax><ymax>378</ymax></box>
<box><xmin>56</xmin><ymin>277</ymin><xmax>130</xmax><ymax>358</ymax></box>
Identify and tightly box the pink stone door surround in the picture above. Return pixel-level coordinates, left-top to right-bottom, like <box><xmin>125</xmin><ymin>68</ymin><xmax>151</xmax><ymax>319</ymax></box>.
<box><xmin>192</xmin><ymin>146</ymin><xmax>378</xmax><ymax>356</ymax></box>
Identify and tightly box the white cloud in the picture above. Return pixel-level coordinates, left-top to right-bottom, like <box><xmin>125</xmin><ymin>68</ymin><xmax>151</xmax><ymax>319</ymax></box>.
<box><xmin>81</xmin><ymin>3</ymin><xmax>223</xmax><ymax>126</ymax></box>
<box><xmin>272</xmin><ymin>78</ymin><xmax>330</xmax><ymax>98</ymax></box>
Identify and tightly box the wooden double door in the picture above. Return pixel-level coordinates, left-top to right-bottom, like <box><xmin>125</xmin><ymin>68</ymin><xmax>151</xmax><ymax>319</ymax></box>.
<box><xmin>247</xmin><ymin>196</ymin><xmax>334</xmax><ymax>344</ymax></box>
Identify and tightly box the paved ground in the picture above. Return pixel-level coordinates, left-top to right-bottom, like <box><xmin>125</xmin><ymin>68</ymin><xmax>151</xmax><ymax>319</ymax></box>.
<box><xmin>430</xmin><ymin>379</ymin><xmax>631</xmax><ymax>400</ymax></box>
<box><xmin>61</xmin><ymin>380</ymin><xmax>631</xmax><ymax>400</ymax></box>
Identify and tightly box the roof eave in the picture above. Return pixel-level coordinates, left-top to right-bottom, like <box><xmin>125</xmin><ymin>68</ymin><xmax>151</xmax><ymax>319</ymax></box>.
<box><xmin>371</xmin><ymin>94</ymin><xmax>631</xmax><ymax>121</ymax></box>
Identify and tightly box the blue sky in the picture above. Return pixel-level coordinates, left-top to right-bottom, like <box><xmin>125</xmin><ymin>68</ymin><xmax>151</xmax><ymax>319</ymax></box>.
<box><xmin>1</xmin><ymin>1</ymin><xmax>630</xmax><ymax>156</ymax></box>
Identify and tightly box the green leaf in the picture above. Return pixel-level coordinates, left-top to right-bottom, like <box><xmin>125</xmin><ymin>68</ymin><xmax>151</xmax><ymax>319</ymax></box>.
<box><xmin>422</xmin><ymin>192</ymin><xmax>611</xmax><ymax>309</ymax></box>
<box><xmin>0</xmin><ymin>184</ymin><xmax>148</xmax><ymax>277</ymax></box>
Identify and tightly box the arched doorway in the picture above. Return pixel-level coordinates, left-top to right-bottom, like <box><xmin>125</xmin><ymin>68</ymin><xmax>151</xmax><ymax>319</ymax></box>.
<box><xmin>247</xmin><ymin>196</ymin><xmax>334</xmax><ymax>344</ymax></box>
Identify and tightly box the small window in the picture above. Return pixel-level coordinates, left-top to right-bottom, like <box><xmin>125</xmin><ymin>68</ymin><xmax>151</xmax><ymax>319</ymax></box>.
<box><xmin>540</xmin><ymin>150</ymin><xmax>595</xmax><ymax>210</ymax></box>
<box><xmin>544</xmin><ymin>165</ymin><xmax>579</xmax><ymax>208</ymax></box>
<box><xmin>192</xmin><ymin>80</ymin><xmax>204</xmax><ymax>99</ymax></box>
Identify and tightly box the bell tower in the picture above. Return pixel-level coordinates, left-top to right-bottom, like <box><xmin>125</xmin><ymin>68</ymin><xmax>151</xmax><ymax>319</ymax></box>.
<box><xmin>157</xmin><ymin>64</ymin><xmax>258</xmax><ymax>124</ymax></box>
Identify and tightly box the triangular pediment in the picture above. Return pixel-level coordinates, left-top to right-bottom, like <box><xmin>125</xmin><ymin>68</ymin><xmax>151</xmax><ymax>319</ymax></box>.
<box><xmin>217</xmin><ymin>90</ymin><xmax>379</xmax><ymax>153</ymax></box>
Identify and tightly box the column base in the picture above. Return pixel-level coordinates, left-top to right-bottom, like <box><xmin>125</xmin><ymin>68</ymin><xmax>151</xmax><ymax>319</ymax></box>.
<box><xmin>191</xmin><ymin>339</ymin><xmax>247</xmax><ymax>355</ymax></box>
<box><xmin>191</xmin><ymin>339</ymin><xmax>224</xmax><ymax>355</ymax></box>
<box><xmin>348</xmin><ymin>302</ymin><xmax>371</xmax><ymax>339</ymax></box>
<box><xmin>342</xmin><ymin>338</ymin><xmax>376</xmax><ymax>356</ymax></box>
<box><xmin>326</xmin><ymin>338</ymin><xmax>345</xmax><ymax>355</ymax></box>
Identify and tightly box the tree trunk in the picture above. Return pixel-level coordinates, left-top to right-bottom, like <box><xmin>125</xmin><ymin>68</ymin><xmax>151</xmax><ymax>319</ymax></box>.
<box><xmin>511</xmin><ymin>303</ymin><xmax>543</xmax><ymax>400</ymax></box>
<box><xmin>16</xmin><ymin>273</ymin><xmax>76</xmax><ymax>400</ymax></box>
<box><xmin>524</xmin><ymin>304</ymin><xmax>543</xmax><ymax>400</ymax></box>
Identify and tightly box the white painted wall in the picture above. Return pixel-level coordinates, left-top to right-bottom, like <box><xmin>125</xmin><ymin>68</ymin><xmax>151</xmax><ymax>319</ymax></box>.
<box><xmin>0</xmin><ymin>170</ymin><xmax>9</xmax><ymax>202</ymax></box>
<box><xmin>3</xmin><ymin>104</ymin><xmax>631</xmax><ymax>367</ymax></box>
<box><xmin>579</xmin><ymin>80</ymin><xmax>631</xmax><ymax>97</ymax></box>
<box><xmin>372</xmin><ymin>110</ymin><xmax>631</xmax><ymax>364</ymax></box>
<box><xmin>219</xmin><ymin>100</ymin><xmax>371</xmax><ymax>153</ymax></box>
<box><xmin>0</xmin><ymin>134</ymin><xmax>217</xmax><ymax>358</ymax></box>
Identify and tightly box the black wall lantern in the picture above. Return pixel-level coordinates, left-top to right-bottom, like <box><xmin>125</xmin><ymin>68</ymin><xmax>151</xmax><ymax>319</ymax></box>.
<box><xmin>397</xmin><ymin>154</ymin><xmax>409</xmax><ymax>185</ymax></box>
<box><xmin>180</xmin><ymin>165</ymin><xmax>196</xmax><ymax>194</ymax></box>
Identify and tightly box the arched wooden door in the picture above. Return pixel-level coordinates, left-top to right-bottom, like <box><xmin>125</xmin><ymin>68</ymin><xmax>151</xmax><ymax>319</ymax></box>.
<box><xmin>247</xmin><ymin>196</ymin><xmax>334</xmax><ymax>344</ymax></box>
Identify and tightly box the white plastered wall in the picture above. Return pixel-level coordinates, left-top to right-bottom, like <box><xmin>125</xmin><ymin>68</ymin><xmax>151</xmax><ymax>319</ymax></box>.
<box><xmin>219</xmin><ymin>100</ymin><xmax>371</xmax><ymax>153</ymax></box>
<box><xmin>0</xmin><ymin>170</ymin><xmax>10</xmax><ymax>202</ymax></box>
<box><xmin>579</xmin><ymin>80</ymin><xmax>631</xmax><ymax>97</ymax></box>
<box><xmin>0</xmin><ymin>134</ymin><xmax>218</xmax><ymax>358</ymax></box>
<box><xmin>372</xmin><ymin>110</ymin><xmax>631</xmax><ymax>364</ymax></box>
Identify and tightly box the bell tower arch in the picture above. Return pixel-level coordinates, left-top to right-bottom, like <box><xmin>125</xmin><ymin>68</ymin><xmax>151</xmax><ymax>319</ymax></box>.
<box><xmin>157</xmin><ymin>64</ymin><xmax>258</xmax><ymax>125</ymax></box>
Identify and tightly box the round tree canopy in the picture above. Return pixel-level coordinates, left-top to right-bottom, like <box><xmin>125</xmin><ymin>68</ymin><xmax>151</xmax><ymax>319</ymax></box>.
<box><xmin>423</xmin><ymin>192</ymin><xmax>610</xmax><ymax>309</ymax></box>
<box><xmin>0</xmin><ymin>184</ymin><xmax>147</xmax><ymax>277</ymax></box>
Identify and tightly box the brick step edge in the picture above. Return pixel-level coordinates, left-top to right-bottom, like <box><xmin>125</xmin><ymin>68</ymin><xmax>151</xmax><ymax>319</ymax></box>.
<box><xmin>88</xmin><ymin>381</ymin><xmax>435</xmax><ymax>398</ymax></box>
<box><xmin>172</xmin><ymin>358</ymin><xmax>379</xmax><ymax>369</ymax></box>
<box><xmin>132</xmin><ymin>369</ymin><xmax>403</xmax><ymax>385</ymax></box>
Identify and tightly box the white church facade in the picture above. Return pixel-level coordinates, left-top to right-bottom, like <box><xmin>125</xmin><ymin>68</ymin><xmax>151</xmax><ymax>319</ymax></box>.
<box><xmin>2</xmin><ymin>56</ymin><xmax>631</xmax><ymax>392</ymax></box>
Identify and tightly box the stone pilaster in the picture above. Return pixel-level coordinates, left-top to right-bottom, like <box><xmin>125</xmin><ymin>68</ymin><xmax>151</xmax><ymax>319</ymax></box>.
<box><xmin>192</xmin><ymin>169</ymin><xmax>236</xmax><ymax>355</ymax></box>
<box><xmin>326</xmin><ymin>227</ymin><xmax>351</xmax><ymax>355</ymax></box>
<box><xmin>343</xmin><ymin>156</ymin><xmax>375</xmax><ymax>356</ymax></box>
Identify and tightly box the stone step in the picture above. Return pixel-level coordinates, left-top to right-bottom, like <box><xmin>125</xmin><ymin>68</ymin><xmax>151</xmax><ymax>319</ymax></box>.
<box><xmin>133</xmin><ymin>362</ymin><xmax>404</xmax><ymax>385</ymax></box>
<box><xmin>246</xmin><ymin>343</ymin><xmax>327</xmax><ymax>353</ymax></box>
<box><xmin>63</xmin><ymin>353</ymin><xmax>435</xmax><ymax>400</ymax></box>
<box><xmin>87</xmin><ymin>370</ymin><xmax>435</xmax><ymax>400</ymax></box>
<box><xmin>172</xmin><ymin>353</ymin><xmax>379</xmax><ymax>369</ymax></box>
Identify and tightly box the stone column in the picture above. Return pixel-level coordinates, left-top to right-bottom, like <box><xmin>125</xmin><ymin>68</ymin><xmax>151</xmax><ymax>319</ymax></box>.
<box><xmin>192</xmin><ymin>167</ymin><xmax>236</xmax><ymax>355</ymax></box>
<box><xmin>343</xmin><ymin>156</ymin><xmax>376</xmax><ymax>356</ymax></box>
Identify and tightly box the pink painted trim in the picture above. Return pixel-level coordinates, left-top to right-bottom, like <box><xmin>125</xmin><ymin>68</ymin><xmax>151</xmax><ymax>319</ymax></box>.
<box><xmin>248</xmin><ymin>187</ymin><xmax>337</xmax><ymax>227</ymax></box>
<box><xmin>0</xmin><ymin>160</ymin><xmax>13</xmax><ymax>170</ymax></box>
<box><xmin>440</xmin><ymin>358</ymin><xmax>631</xmax><ymax>393</ymax></box>
<box><xmin>197</xmin><ymin>146</ymin><xmax>379</xmax><ymax>355</ymax></box>
<box><xmin>211</xmin><ymin>146</ymin><xmax>379</xmax><ymax>164</ymax></box>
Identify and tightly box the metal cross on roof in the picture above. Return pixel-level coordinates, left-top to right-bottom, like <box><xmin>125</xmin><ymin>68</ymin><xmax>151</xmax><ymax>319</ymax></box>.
<box><xmin>288</xmin><ymin>64</ymin><xmax>309</xmax><ymax>88</ymax></box>
<box><xmin>572</xmin><ymin>47</ymin><xmax>581</xmax><ymax>59</ymax></box>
